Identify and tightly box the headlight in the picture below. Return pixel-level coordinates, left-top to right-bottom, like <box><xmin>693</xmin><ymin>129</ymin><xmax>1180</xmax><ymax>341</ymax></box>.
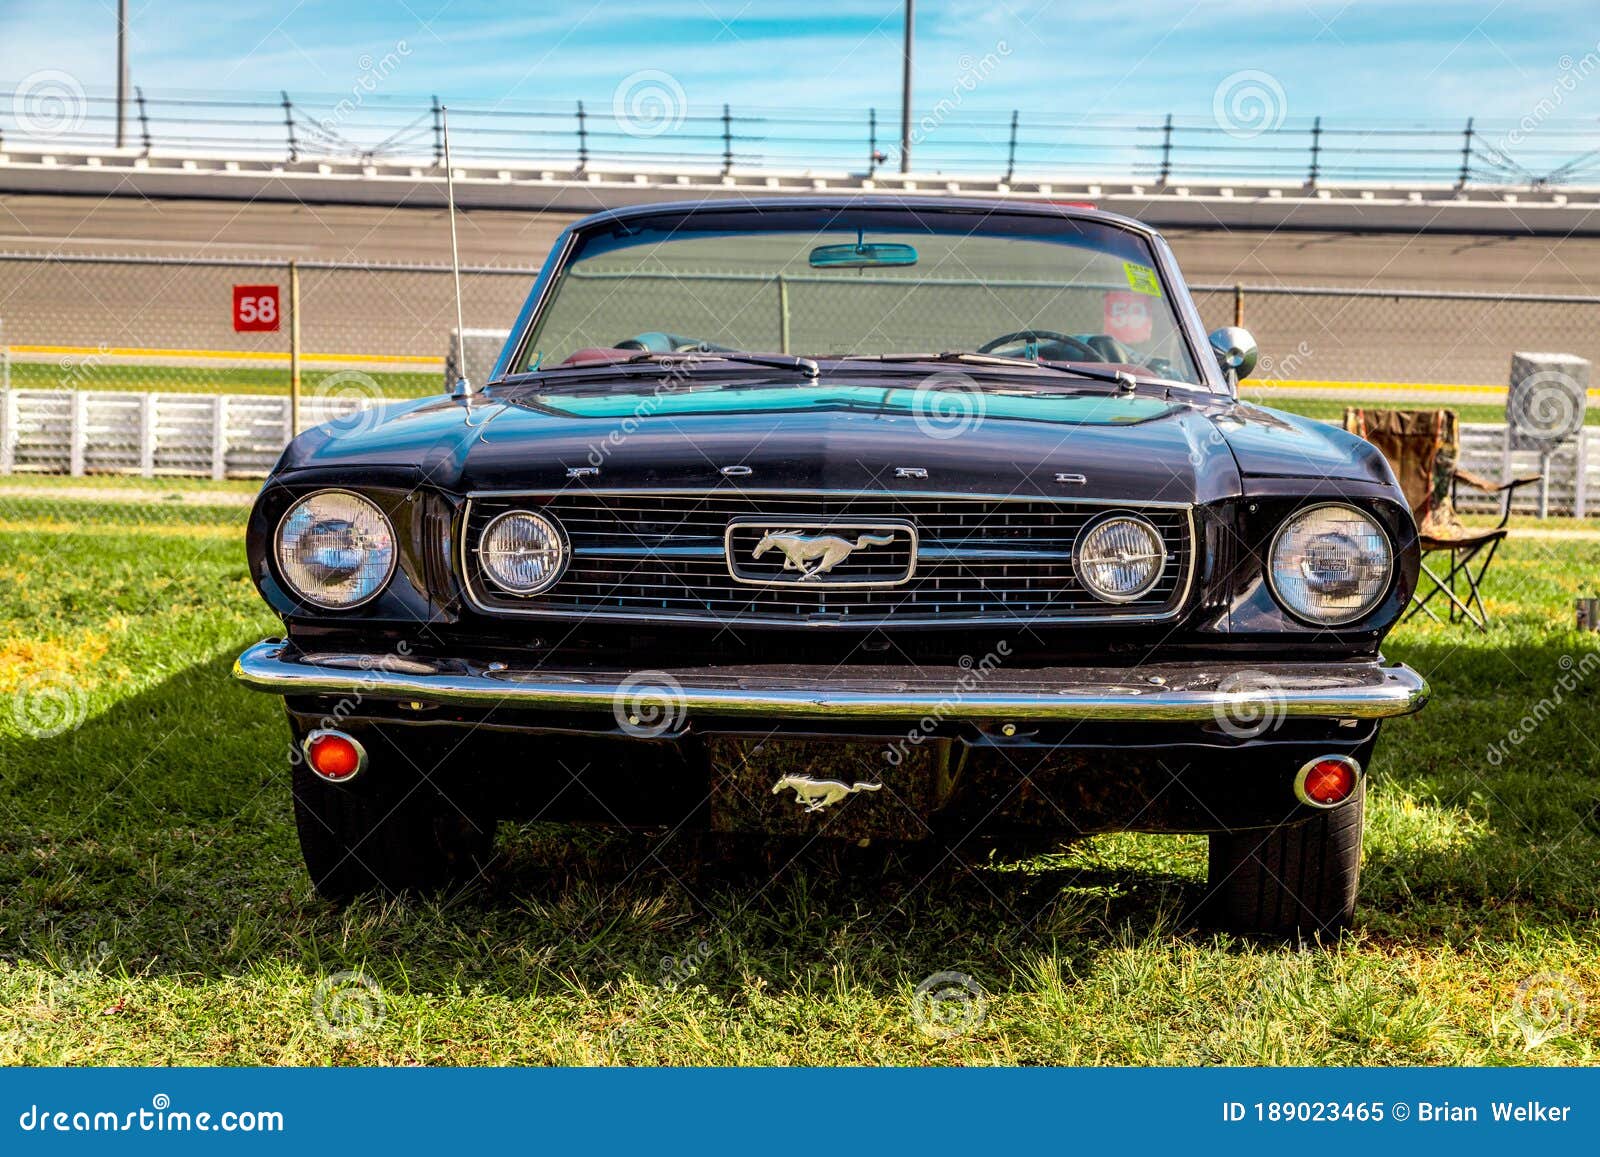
<box><xmin>477</xmin><ymin>510</ymin><xmax>567</xmax><ymax>594</ymax></box>
<box><xmin>275</xmin><ymin>490</ymin><xmax>396</xmax><ymax>610</ymax></box>
<box><xmin>1269</xmin><ymin>503</ymin><xmax>1393</xmax><ymax>625</ymax></box>
<box><xmin>1074</xmin><ymin>513</ymin><xmax>1166</xmax><ymax>602</ymax></box>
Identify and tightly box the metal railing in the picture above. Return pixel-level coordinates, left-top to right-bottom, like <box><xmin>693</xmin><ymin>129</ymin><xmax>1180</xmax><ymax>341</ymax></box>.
<box><xmin>7</xmin><ymin>84</ymin><xmax>1600</xmax><ymax>187</ymax></box>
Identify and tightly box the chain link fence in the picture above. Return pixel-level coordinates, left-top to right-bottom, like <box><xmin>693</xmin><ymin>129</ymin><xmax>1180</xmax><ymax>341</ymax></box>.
<box><xmin>1192</xmin><ymin>284</ymin><xmax>1600</xmax><ymax>386</ymax></box>
<box><xmin>3</xmin><ymin>251</ymin><xmax>1598</xmax><ymax>484</ymax></box>
<box><xmin>0</xmin><ymin>252</ymin><xmax>533</xmax><ymax>387</ymax></box>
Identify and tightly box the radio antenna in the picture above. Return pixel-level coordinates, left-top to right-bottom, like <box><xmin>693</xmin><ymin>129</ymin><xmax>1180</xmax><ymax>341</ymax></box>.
<box><xmin>442</xmin><ymin>106</ymin><xmax>472</xmax><ymax>397</ymax></box>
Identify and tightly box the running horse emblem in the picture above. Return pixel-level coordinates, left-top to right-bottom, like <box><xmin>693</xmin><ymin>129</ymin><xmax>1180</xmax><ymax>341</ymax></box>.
<box><xmin>751</xmin><ymin>529</ymin><xmax>897</xmax><ymax>581</ymax></box>
<box><xmin>772</xmin><ymin>774</ymin><xmax>883</xmax><ymax>813</ymax></box>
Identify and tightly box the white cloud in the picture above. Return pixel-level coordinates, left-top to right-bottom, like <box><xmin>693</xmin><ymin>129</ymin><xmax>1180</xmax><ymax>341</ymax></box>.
<box><xmin>4</xmin><ymin>0</ymin><xmax>1598</xmax><ymax>155</ymax></box>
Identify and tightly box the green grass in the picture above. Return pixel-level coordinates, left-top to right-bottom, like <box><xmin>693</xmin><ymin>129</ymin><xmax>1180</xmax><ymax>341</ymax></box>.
<box><xmin>0</xmin><ymin>488</ymin><xmax>1597</xmax><ymax>1066</ymax></box>
<box><xmin>1241</xmin><ymin>395</ymin><xmax>1600</xmax><ymax>427</ymax></box>
<box><xmin>0</xmin><ymin>474</ymin><xmax>260</xmax><ymax>496</ymax></box>
<box><xmin>6</xmin><ymin>361</ymin><xmax>439</xmax><ymax>398</ymax></box>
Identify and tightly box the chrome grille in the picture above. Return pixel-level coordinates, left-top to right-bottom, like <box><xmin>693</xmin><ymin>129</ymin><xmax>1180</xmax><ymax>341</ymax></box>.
<box><xmin>461</xmin><ymin>490</ymin><xmax>1194</xmax><ymax>626</ymax></box>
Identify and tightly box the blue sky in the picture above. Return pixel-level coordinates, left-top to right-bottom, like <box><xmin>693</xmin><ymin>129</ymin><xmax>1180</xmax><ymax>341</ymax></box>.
<box><xmin>1</xmin><ymin>0</ymin><xmax>1592</xmax><ymax>121</ymax></box>
<box><xmin>3</xmin><ymin>1</ymin><xmax>1597</xmax><ymax>179</ymax></box>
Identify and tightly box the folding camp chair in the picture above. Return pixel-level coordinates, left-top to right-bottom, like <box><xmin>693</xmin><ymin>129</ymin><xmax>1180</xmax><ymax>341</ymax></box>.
<box><xmin>1343</xmin><ymin>408</ymin><xmax>1541</xmax><ymax>630</ymax></box>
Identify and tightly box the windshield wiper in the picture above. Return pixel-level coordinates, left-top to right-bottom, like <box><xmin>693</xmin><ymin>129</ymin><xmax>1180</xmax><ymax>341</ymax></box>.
<box><xmin>697</xmin><ymin>351</ymin><xmax>820</xmax><ymax>377</ymax></box>
<box><xmin>841</xmin><ymin>350</ymin><xmax>1138</xmax><ymax>391</ymax></box>
<box><xmin>512</xmin><ymin>350</ymin><xmax>819</xmax><ymax>381</ymax></box>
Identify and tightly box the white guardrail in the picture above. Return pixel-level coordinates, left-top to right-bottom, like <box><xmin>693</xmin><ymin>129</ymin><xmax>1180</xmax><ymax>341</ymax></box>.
<box><xmin>0</xmin><ymin>388</ymin><xmax>1593</xmax><ymax>515</ymax></box>
<box><xmin>0</xmin><ymin>390</ymin><xmax>372</xmax><ymax>480</ymax></box>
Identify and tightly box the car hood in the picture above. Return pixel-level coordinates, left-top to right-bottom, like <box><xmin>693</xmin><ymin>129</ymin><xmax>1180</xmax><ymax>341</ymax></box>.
<box><xmin>1210</xmin><ymin>401</ymin><xmax>1398</xmax><ymax>488</ymax></box>
<box><xmin>276</xmin><ymin>380</ymin><xmax>1391</xmax><ymax>503</ymax></box>
<box><xmin>281</xmin><ymin>378</ymin><xmax>1251</xmax><ymax>504</ymax></box>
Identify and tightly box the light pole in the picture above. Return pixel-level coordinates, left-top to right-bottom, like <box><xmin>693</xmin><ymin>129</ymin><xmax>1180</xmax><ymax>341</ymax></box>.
<box><xmin>899</xmin><ymin>0</ymin><xmax>914</xmax><ymax>173</ymax></box>
<box><xmin>115</xmin><ymin>0</ymin><xmax>127</xmax><ymax>148</ymax></box>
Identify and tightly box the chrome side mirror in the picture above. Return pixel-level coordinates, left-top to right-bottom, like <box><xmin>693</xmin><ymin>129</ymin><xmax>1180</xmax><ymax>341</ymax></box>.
<box><xmin>1208</xmin><ymin>326</ymin><xmax>1258</xmax><ymax>383</ymax></box>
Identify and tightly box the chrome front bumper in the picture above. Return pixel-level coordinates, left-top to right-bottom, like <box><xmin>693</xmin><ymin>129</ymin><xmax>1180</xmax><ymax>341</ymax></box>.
<box><xmin>233</xmin><ymin>640</ymin><xmax>1429</xmax><ymax>724</ymax></box>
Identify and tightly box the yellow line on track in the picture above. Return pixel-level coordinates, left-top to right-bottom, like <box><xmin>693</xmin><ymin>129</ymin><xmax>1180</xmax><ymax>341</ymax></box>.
<box><xmin>6</xmin><ymin>344</ymin><xmax>442</xmax><ymax>367</ymax></box>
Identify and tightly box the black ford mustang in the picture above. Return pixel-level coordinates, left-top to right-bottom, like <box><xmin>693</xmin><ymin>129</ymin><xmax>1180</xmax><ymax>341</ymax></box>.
<box><xmin>235</xmin><ymin>197</ymin><xmax>1427</xmax><ymax>933</ymax></box>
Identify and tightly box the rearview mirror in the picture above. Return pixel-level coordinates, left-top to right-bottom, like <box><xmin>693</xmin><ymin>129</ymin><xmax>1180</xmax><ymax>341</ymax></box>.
<box><xmin>1208</xmin><ymin>326</ymin><xmax>1258</xmax><ymax>383</ymax></box>
<box><xmin>808</xmin><ymin>241</ymin><xmax>919</xmax><ymax>269</ymax></box>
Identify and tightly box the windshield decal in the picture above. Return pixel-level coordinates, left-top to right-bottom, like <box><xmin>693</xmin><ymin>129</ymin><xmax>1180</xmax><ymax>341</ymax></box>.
<box><xmin>1123</xmin><ymin>261</ymin><xmax>1163</xmax><ymax>297</ymax></box>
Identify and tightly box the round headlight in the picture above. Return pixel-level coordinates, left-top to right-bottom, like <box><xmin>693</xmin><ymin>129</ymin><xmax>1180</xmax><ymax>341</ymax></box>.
<box><xmin>1074</xmin><ymin>513</ymin><xmax>1167</xmax><ymax>602</ymax></box>
<box><xmin>477</xmin><ymin>510</ymin><xmax>567</xmax><ymax>594</ymax></box>
<box><xmin>275</xmin><ymin>489</ymin><xmax>396</xmax><ymax>610</ymax></box>
<box><xmin>1269</xmin><ymin>503</ymin><xmax>1393</xmax><ymax>626</ymax></box>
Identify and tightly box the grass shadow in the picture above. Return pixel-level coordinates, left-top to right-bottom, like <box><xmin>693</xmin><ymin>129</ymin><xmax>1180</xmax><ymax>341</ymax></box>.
<box><xmin>0</xmin><ymin>644</ymin><xmax>1220</xmax><ymax>1004</ymax></box>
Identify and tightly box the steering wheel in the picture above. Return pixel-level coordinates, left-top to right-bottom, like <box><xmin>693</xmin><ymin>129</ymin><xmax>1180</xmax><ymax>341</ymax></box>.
<box><xmin>616</xmin><ymin>331</ymin><xmax>734</xmax><ymax>354</ymax></box>
<box><xmin>978</xmin><ymin>329</ymin><xmax>1103</xmax><ymax>363</ymax></box>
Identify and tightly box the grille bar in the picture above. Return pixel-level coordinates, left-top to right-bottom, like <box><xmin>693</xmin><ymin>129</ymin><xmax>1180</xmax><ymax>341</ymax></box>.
<box><xmin>460</xmin><ymin>490</ymin><xmax>1195</xmax><ymax>627</ymax></box>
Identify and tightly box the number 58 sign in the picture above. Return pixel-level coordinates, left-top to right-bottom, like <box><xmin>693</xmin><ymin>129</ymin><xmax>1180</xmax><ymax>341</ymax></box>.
<box><xmin>233</xmin><ymin>284</ymin><xmax>281</xmax><ymax>332</ymax></box>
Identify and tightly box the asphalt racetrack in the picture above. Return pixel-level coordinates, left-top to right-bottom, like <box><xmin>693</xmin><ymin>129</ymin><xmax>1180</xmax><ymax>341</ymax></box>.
<box><xmin>2</xmin><ymin>194</ymin><xmax>1597</xmax><ymax>393</ymax></box>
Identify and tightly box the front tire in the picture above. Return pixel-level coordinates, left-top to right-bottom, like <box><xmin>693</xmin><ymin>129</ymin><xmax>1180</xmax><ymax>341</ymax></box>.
<box><xmin>1205</xmin><ymin>783</ymin><xmax>1364</xmax><ymax>936</ymax></box>
<box><xmin>291</xmin><ymin>758</ymin><xmax>496</xmax><ymax>901</ymax></box>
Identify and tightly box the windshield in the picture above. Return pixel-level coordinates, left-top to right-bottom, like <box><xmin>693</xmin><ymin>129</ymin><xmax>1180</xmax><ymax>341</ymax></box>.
<box><xmin>514</xmin><ymin>209</ymin><xmax>1205</xmax><ymax>385</ymax></box>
